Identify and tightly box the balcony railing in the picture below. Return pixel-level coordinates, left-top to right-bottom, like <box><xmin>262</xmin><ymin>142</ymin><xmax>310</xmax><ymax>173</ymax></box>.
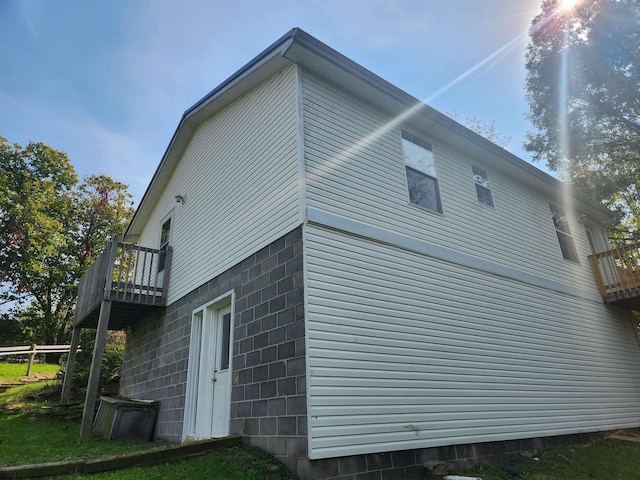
<box><xmin>588</xmin><ymin>241</ymin><xmax>640</xmax><ymax>309</ymax></box>
<box><xmin>74</xmin><ymin>238</ymin><xmax>172</xmax><ymax>329</ymax></box>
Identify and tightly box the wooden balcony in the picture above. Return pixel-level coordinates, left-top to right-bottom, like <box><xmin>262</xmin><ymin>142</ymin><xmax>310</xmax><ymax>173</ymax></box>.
<box><xmin>588</xmin><ymin>242</ymin><xmax>640</xmax><ymax>310</ymax></box>
<box><xmin>74</xmin><ymin>238</ymin><xmax>172</xmax><ymax>330</ymax></box>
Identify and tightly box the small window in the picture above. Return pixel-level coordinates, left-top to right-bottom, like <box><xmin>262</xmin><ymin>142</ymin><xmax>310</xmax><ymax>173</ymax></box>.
<box><xmin>160</xmin><ymin>218</ymin><xmax>171</xmax><ymax>248</ymax></box>
<box><xmin>219</xmin><ymin>312</ymin><xmax>231</xmax><ymax>371</ymax></box>
<box><xmin>158</xmin><ymin>217</ymin><xmax>172</xmax><ymax>272</ymax></box>
<box><xmin>472</xmin><ymin>165</ymin><xmax>493</xmax><ymax>207</ymax></box>
<box><xmin>549</xmin><ymin>203</ymin><xmax>579</xmax><ymax>263</ymax></box>
<box><xmin>402</xmin><ymin>130</ymin><xmax>442</xmax><ymax>213</ymax></box>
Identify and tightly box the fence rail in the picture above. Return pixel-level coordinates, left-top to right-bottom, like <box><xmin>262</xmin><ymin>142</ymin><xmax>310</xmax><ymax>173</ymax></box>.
<box><xmin>0</xmin><ymin>344</ymin><xmax>75</xmax><ymax>377</ymax></box>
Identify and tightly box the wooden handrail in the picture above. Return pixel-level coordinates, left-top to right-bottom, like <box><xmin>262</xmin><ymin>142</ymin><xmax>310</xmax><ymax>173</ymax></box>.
<box><xmin>115</xmin><ymin>241</ymin><xmax>171</xmax><ymax>304</ymax></box>
<box><xmin>74</xmin><ymin>239</ymin><xmax>172</xmax><ymax>326</ymax></box>
<box><xmin>588</xmin><ymin>241</ymin><xmax>640</xmax><ymax>301</ymax></box>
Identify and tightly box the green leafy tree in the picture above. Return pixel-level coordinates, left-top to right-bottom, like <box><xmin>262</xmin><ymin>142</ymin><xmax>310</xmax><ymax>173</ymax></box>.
<box><xmin>0</xmin><ymin>137</ymin><xmax>134</xmax><ymax>358</ymax></box>
<box><xmin>0</xmin><ymin>312</ymin><xmax>29</xmax><ymax>346</ymax></box>
<box><xmin>74</xmin><ymin>174</ymin><xmax>136</xmax><ymax>277</ymax></box>
<box><xmin>525</xmin><ymin>0</ymin><xmax>640</xmax><ymax>241</ymax></box>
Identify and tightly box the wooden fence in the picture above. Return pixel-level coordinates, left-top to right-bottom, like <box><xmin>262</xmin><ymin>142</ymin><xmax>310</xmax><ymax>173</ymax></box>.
<box><xmin>0</xmin><ymin>344</ymin><xmax>75</xmax><ymax>377</ymax></box>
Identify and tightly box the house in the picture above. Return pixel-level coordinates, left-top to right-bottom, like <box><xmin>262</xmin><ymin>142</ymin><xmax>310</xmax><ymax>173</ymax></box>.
<box><xmin>65</xmin><ymin>28</ymin><xmax>640</xmax><ymax>479</ymax></box>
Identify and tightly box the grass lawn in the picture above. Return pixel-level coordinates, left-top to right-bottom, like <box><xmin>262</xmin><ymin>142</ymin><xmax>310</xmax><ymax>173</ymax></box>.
<box><xmin>0</xmin><ymin>379</ymin><xmax>158</xmax><ymax>466</ymax></box>
<box><xmin>0</xmin><ymin>381</ymin><xmax>55</xmax><ymax>405</ymax></box>
<box><xmin>0</xmin><ymin>404</ymin><xmax>296</xmax><ymax>480</ymax></box>
<box><xmin>453</xmin><ymin>438</ymin><xmax>640</xmax><ymax>480</ymax></box>
<box><xmin>0</xmin><ymin>413</ymin><xmax>159</xmax><ymax>465</ymax></box>
<box><xmin>0</xmin><ymin>361</ymin><xmax>60</xmax><ymax>383</ymax></box>
<box><xmin>0</xmin><ymin>378</ymin><xmax>297</xmax><ymax>480</ymax></box>
<box><xmin>56</xmin><ymin>444</ymin><xmax>298</xmax><ymax>480</ymax></box>
<box><xmin>3</xmin><ymin>363</ymin><xmax>640</xmax><ymax>479</ymax></box>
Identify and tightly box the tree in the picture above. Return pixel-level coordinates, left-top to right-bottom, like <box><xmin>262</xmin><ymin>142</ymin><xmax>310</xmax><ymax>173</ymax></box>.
<box><xmin>0</xmin><ymin>312</ymin><xmax>29</xmax><ymax>346</ymax></box>
<box><xmin>449</xmin><ymin>112</ymin><xmax>512</xmax><ymax>150</ymax></box>
<box><xmin>524</xmin><ymin>0</ymin><xmax>640</xmax><ymax>241</ymax></box>
<box><xmin>74</xmin><ymin>174</ymin><xmax>136</xmax><ymax>276</ymax></box>
<box><xmin>0</xmin><ymin>137</ymin><xmax>134</xmax><ymax>357</ymax></box>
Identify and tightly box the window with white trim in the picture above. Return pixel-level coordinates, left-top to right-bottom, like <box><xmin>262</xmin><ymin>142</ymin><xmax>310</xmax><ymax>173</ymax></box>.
<box><xmin>402</xmin><ymin>130</ymin><xmax>442</xmax><ymax>213</ymax></box>
<box><xmin>472</xmin><ymin>165</ymin><xmax>493</xmax><ymax>207</ymax></box>
<box><xmin>158</xmin><ymin>215</ymin><xmax>172</xmax><ymax>272</ymax></box>
<box><xmin>549</xmin><ymin>203</ymin><xmax>579</xmax><ymax>263</ymax></box>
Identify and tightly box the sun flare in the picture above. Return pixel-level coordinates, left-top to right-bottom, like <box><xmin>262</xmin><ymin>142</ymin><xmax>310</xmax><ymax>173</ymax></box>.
<box><xmin>560</xmin><ymin>0</ymin><xmax>580</xmax><ymax>11</ymax></box>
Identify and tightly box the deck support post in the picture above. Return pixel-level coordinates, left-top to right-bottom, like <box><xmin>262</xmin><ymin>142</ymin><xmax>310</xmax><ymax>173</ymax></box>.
<box><xmin>60</xmin><ymin>326</ymin><xmax>82</xmax><ymax>403</ymax></box>
<box><xmin>80</xmin><ymin>299</ymin><xmax>112</xmax><ymax>440</ymax></box>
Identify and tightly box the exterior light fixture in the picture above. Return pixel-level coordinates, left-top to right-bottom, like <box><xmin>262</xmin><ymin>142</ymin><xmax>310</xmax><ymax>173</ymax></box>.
<box><xmin>175</xmin><ymin>195</ymin><xmax>185</xmax><ymax>204</ymax></box>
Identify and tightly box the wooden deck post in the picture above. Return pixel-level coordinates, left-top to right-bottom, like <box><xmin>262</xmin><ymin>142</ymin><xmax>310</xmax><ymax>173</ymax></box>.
<box><xmin>80</xmin><ymin>237</ymin><xmax>118</xmax><ymax>439</ymax></box>
<box><xmin>80</xmin><ymin>299</ymin><xmax>112</xmax><ymax>439</ymax></box>
<box><xmin>60</xmin><ymin>326</ymin><xmax>82</xmax><ymax>403</ymax></box>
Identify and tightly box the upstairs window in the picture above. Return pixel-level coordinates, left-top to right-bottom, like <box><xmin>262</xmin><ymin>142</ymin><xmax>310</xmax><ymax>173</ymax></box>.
<box><xmin>549</xmin><ymin>203</ymin><xmax>579</xmax><ymax>263</ymax></box>
<box><xmin>160</xmin><ymin>217</ymin><xmax>172</xmax><ymax>249</ymax></box>
<box><xmin>472</xmin><ymin>165</ymin><xmax>493</xmax><ymax>207</ymax></box>
<box><xmin>159</xmin><ymin>216</ymin><xmax>172</xmax><ymax>272</ymax></box>
<box><xmin>402</xmin><ymin>130</ymin><xmax>442</xmax><ymax>213</ymax></box>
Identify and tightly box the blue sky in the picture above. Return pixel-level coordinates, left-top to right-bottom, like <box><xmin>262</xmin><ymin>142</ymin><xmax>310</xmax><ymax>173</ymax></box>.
<box><xmin>0</xmin><ymin>0</ymin><xmax>544</xmax><ymax>205</ymax></box>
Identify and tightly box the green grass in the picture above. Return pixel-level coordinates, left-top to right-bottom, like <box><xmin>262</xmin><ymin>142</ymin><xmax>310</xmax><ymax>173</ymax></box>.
<box><xmin>5</xmin><ymin>368</ymin><xmax>640</xmax><ymax>480</ymax></box>
<box><xmin>0</xmin><ymin>361</ymin><xmax>60</xmax><ymax>383</ymax></box>
<box><xmin>0</xmin><ymin>382</ymin><xmax>297</xmax><ymax>479</ymax></box>
<box><xmin>57</xmin><ymin>444</ymin><xmax>298</xmax><ymax>480</ymax></box>
<box><xmin>0</xmin><ymin>410</ymin><xmax>158</xmax><ymax>466</ymax></box>
<box><xmin>0</xmin><ymin>381</ymin><xmax>50</xmax><ymax>404</ymax></box>
<box><xmin>0</xmin><ymin>379</ymin><xmax>158</xmax><ymax>467</ymax></box>
<box><xmin>456</xmin><ymin>439</ymin><xmax>640</xmax><ymax>480</ymax></box>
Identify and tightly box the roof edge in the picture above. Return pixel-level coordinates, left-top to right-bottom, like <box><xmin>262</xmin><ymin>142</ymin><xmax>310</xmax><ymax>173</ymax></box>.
<box><xmin>126</xmin><ymin>28</ymin><xmax>301</xmax><ymax>238</ymax></box>
<box><xmin>126</xmin><ymin>27</ymin><xmax>615</xmax><ymax>238</ymax></box>
<box><xmin>184</xmin><ymin>28</ymin><xmax>299</xmax><ymax>119</ymax></box>
<box><xmin>283</xmin><ymin>31</ymin><xmax>614</xmax><ymax>222</ymax></box>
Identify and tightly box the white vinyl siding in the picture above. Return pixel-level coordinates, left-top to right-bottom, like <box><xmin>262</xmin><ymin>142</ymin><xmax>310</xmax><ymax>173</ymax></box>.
<box><xmin>301</xmin><ymin>70</ymin><xmax>598</xmax><ymax>292</ymax></box>
<box><xmin>305</xmin><ymin>224</ymin><xmax>640</xmax><ymax>459</ymax></box>
<box><xmin>138</xmin><ymin>65</ymin><xmax>301</xmax><ymax>304</ymax></box>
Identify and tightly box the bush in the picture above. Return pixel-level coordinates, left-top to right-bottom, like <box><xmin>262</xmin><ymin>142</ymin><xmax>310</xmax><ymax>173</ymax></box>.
<box><xmin>60</xmin><ymin>330</ymin><xmax>125</xmax><ymax>393</ymax></box>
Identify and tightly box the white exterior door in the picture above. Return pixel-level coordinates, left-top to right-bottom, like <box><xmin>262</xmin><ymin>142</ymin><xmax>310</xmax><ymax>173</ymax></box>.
<box><xmin>183</xmin><ymin>302</ymin><xmax>233</xmax><ymax>441</ymax></box>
